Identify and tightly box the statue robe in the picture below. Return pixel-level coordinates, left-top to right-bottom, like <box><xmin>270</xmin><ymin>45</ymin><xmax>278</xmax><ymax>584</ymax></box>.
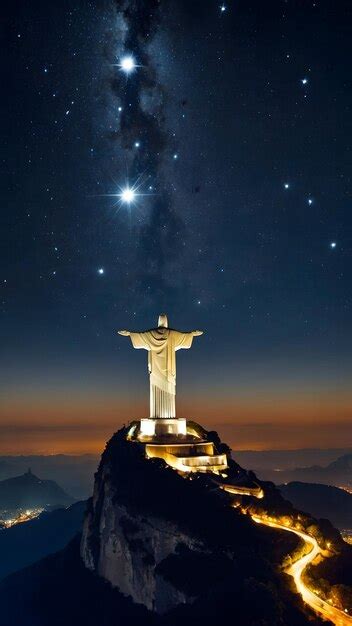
<box><xmin>128</xmin><ymin>328</ymin><xmax>194</xmax><ymax>418</ymax></box>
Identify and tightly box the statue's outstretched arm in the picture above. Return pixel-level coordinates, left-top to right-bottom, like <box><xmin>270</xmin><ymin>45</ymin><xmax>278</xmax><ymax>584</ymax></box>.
<box><xmin>118</xmin><ymin>330</ymin><xmax>150</xmax><ymax>350</ymax></box>
<box><xmin>192</xmin><ymin>330</ymin><xmax>203</xmax><ymax>336</ymax></box>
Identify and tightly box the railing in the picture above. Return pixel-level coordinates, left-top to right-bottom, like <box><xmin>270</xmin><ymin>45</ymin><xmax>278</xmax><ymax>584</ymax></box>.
<box><xmin>146</xmin><ymin>442</ymin><xmax>214</xmax><ymax>456</ymax></box>
<box><xmin>145</xmin><ymin>446</ymin><xmax>228</xmax><ymax>473</ymax></box>
<box><xmin>180</xmin><ymin>454</ymin><xmax>227</xmax><ymax>467</ymax></box>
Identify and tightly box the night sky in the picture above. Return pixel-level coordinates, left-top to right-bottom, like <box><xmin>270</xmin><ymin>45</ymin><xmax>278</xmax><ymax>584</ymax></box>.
<box><xmin>1</xmin><ymin>0</ymin><xmax>352</xmax><ymax>454</ymax></box>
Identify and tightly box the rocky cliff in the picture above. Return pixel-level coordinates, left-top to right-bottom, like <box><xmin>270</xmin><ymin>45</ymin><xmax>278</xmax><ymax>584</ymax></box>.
<box><xmin>81</xmin><ymin>463</ymin><xmax>202</xmax><ymax>612</ymax></box>
<box><xmin>81</xmin><ymin>430</ymin><xmax>224</xmax><ymax>613</ymax></box>
<box><xmin>80</xmin><ymin>428</ymin><xmax>323</xmax><ymax>622</ymax></box>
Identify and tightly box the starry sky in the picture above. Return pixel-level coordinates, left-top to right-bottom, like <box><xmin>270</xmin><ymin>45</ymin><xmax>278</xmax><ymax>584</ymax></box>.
<box><xmin>1</xmin><ymin>0</ymin><xmax>352</xmax><ymax>454</ymax></box>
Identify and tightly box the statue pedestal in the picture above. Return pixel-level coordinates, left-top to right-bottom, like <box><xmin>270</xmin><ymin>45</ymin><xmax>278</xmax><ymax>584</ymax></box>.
<box><xmin>140</xmin><ymin>418</ymin><xmax>187</xmax><ymax>438</ymax></box>
<box><xmin>127</xmin><ymin>417</ymin><xmax>228</xmax><ymax>474</ymax></box>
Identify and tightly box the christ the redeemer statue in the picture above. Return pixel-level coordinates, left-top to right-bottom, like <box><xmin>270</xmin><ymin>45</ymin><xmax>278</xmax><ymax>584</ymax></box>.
<box><xmin>118</xmin><ymin>314</ymin><xmax>203</xmax><ymax>419</ymax></box>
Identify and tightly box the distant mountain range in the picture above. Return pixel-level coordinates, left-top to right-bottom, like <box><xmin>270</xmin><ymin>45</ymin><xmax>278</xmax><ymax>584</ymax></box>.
<box><xmin>0</xmin><ymin>469</ymin><xmax>75</xmax><ymax>510</ymax></box>
<box><xmin>234</xmin><ymin>448</ymin><xmax>352</xmax><ymax>471</ymax></box>
<box><xmin>0</xmin><ymin>501</ymin><xmax>86</xmax><ymax>580</ymax></box>
<box><xmin>245</xmin><ymin>453</ymin><xmax>352</xmax><ymax>489</ymax></box>
<box><xmin>0</xmin><ymin>454</ymin><xmax>98</xmax><ymax>499</ymax></box>
<box><xmin>0</xmin><ymin>450</ymin><xmax>350</xmax><ymax>500</ymax></box>
<box><xmin>279</xmin><ymin>482</ymin><xmax>352</xmax><ymax>529</ymax></box>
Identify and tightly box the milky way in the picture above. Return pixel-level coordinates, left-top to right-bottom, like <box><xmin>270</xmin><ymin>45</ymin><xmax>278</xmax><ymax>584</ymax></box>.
<box><xmin>103</xmin><ymin>0</ymin><xmax>185</xmax><ymax>301</ymax></box>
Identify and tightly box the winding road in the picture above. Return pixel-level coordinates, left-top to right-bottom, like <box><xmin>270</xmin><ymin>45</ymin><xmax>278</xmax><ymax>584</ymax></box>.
<box><xmin>252</xmin><ymin>515</ymin><xmax>352</xmax><ymax>626</ymax></box>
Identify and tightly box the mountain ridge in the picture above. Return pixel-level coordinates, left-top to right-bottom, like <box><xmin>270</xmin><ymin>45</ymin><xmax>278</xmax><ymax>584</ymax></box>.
<box><xmin>279</xmin><ymin>482</ymin><xmax>352</xmax><ymax>529</ymax></box>
<box><xmin>0</xmin><ymin>469</ymin><xmax>75</xmax><ymax>510</ymax></box>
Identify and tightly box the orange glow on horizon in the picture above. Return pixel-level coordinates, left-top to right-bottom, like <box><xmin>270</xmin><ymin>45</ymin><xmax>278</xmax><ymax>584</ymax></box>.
<box><xmin>0</xmin><ymin>387</ymin><xmax>351</xmax><ymax>455</ymax></box>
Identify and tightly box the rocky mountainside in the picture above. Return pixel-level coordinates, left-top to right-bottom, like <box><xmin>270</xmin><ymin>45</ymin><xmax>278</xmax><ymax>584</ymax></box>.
<box><xmin>80</xmin><ymin>428</ymin><xmax>325</xmax><ymax>623</ymax></box>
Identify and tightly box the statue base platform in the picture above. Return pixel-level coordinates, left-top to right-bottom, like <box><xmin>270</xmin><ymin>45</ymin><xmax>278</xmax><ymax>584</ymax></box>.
<box><xmin>126</xmin><ymin>418</ymin><xmax>228</xmax><ymax>475</ymax></box>
<box><xmin>140</xmin><ymin>418</ymin><xmax>187</xmax><ymax>438</ymax></box>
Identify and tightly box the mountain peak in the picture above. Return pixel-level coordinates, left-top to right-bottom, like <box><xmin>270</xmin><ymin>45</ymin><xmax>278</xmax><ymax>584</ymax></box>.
<box><xmin>80</xmin><ymin>426</ymin><xmax>332</xmax><ymax>619</ymax></box>
<box><xmin>0</xmin><ymin>471</ymin><xmax>75</xmax><ymax>510</ymax></box>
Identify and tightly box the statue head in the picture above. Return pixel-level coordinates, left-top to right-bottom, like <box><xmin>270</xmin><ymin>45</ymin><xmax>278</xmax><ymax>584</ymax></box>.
<box><xmin>158</xmin><ymin>313</ymin><xmax>168</xmax><ymax>328</ymax></box>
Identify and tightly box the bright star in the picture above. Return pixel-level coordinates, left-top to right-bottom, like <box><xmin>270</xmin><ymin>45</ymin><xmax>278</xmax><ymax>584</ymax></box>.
<box><xmin>220</xmin><ymin>4</ymin><xmax>226</xmax><ymax>12</ymax></box>
<box><xmin>120</xmin><ymin>187</ymin><xmax>136</xmax><ymax>204</ymax></box>
<box><xmin>173</xmin><ymin>153</ymin><xmax>178</xmax><ymax>159</ymax></box>
<box><xmin>134</xmin><ymin>141</ymin><xmax>140</xmax><ymax>148</ymax></box>
<box><xmin>330</xmin><ymin>242</ymin><xmax>336</xmax><ymax>249</ymax></box>
<box><xmin>99</xmin><ymin>178</ymin><xmax>152</xmax><ymax>207</ymax></box>
<box><xmin>301</xmin><ymin>78</ymin><xmax>308</xmax><ymax>85</ymax></box>
<box><xmin>119</xmin><ymin>55</ymin><xmax>137</xmax><ymax>74</ymax></box>
<box><xmin>98</xmin><ymin>268</ymin><xmax>105</xmax><ymax>275</ymax></box>
<box><xmin>118</xmin><ymin>106</ymin><xmax>122</xmax><ymax>112</ymax></box>
<box><xmin>308</xmin><ymin>198</ymin><xmax>313</xmax><ymax>205</ymax></box>
<box><xmin>284</xmin><ymin>183</ymin><xmax>290</xmax><ymax>189</ymax></box>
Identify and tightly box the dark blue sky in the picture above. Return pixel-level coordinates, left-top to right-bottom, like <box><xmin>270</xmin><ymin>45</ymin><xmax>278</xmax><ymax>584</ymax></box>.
<box><xmin>1</xmin><ymin>0</ymin><xmax>351</xmax><ymax>453</ymax></box>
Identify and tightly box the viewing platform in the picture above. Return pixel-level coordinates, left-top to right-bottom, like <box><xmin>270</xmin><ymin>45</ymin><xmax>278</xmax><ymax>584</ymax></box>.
<box><xmin>126</xmin><ymin>418</ymin><xmax>228</xmax><ymax>474</ymax></box>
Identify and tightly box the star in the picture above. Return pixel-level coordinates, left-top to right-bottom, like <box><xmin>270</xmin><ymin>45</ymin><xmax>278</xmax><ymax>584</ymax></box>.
<box><xmin>134</xmin><ymin>141</ymin><xmax>140</xmax><ymax>148</ymax></box>
<box><xmin>173</xmin><ymin>153</ymin><xmax>178</xmax><ymax>159</ymax></box>
<box><xmin>284</xmin><ymin>182</ymin><xmax>290</xmax><ymax>189</ymax></box>
<box><xmin>98</xmin><ymin>268</ymin><xmax>105</xmax><ymax>275</ymax></box>
<box><xmin>119</xmin><ymin>55</ymin><xmax>137</xmax><ymax>75</ymax></box>
<box><xmin>100</xmin><ymin>179</ymin><xmax>149</xmax><ymax>206</ymax></box>
<box><xmin>308</xmin><ymin>198</ymin><xmax>313</xmax><ymax>205</ymax></box>
<box><xmin>330</xmin><ymin>242</ymin><xmax>337</xmax><ymax>249</ymax></box>
<box><xmin>301</xmin><ymin>78</ymin><xmax>308</xmax><ymax>85</ymax></box>
<box><xmin>120</xmin><ymin>187</ymin><xmax>136</xmax><ymax>204</ymax></box>
<box><xmin>220</xmin><ymin>4</ymin><xmax>226</xmax><ymax>12</ymax></box>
